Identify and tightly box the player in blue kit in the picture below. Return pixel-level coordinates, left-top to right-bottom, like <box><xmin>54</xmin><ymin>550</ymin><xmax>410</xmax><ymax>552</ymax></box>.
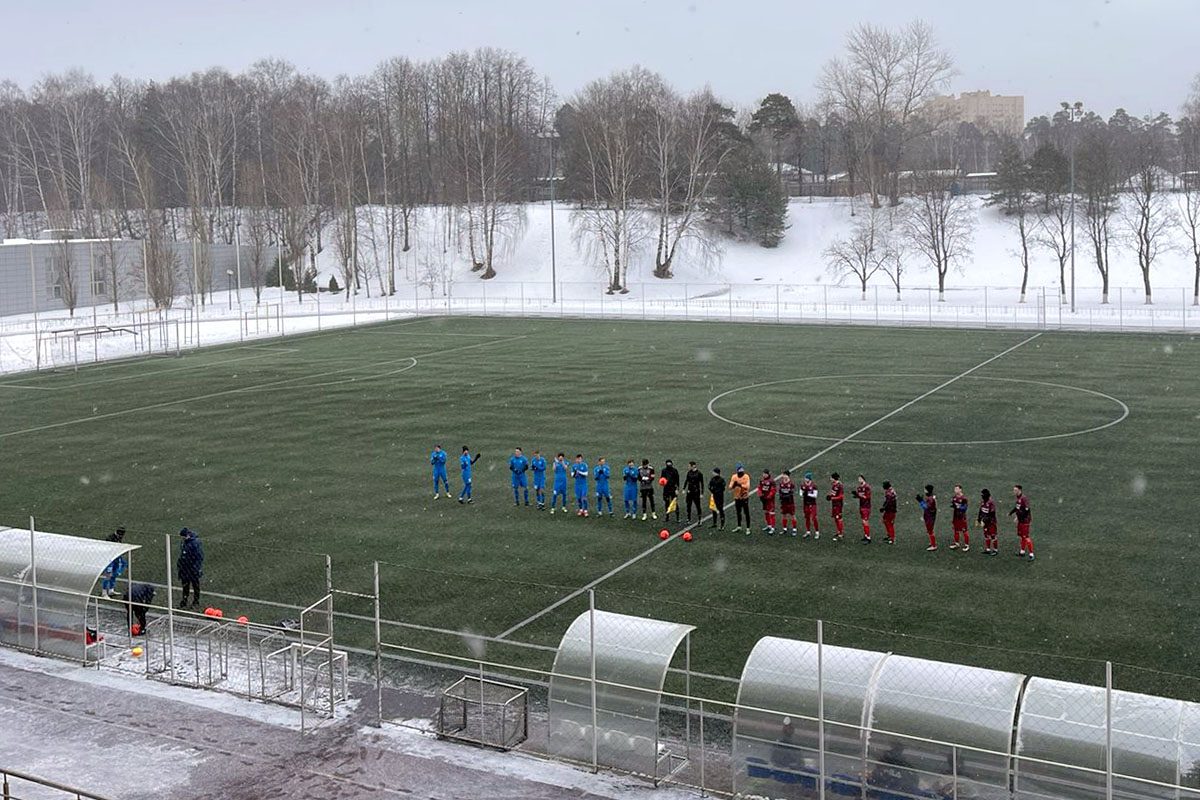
<box><xmin>430</xmin><ymin>444</ymin><xmax>449</xmax><ymax>499</ymax></box>
<box><xmin>572</xmin><ymin>454</ymin><xmax>590</xmax><ymax>517</ymax></box>
<box><xmin>622</xmin><ymin>459</ymin><xmax>639</xmax><ymax>519</ymax></box>
<box><xmin>458</xmin><ymin>446</ymin><xmax>481</xmax><ymax>504</ymax></box>
<box><xmin>530</xmin><ymin>450</ymin><xmax>548</xmax><ymax>509</ymax></box>
<box><xmin>509</xmin><ymin>447</ymin><xmax>530</xmax><ymax>506</ymax></box>
<box><xmin>550</xmin><ymin>453</ymin><xmax>569</xmax><ymax>515</ymax></box>
<box><xmin>594</xmin><ymin>457</ymin><xmax>613</xmax><ymax>517</ymax></box>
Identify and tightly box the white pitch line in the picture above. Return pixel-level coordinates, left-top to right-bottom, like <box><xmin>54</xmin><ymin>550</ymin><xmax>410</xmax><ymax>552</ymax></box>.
<box><xmin>0</xmin><ymin>334</ymin><xmax>526</xmax><ymax>440</ymax></box>
<box><xmin>495</xmin><ymin>331</ymin><xmax>1044</xmax><ymax>640</ymax></box>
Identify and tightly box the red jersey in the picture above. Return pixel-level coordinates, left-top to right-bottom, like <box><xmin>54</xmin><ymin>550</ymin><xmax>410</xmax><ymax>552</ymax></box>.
<box><xmin>853</xmin><ymin>483</ymin><xmax>872</xmax><ymax>509</ymax></box>
<box><xmin>1012</xmin><ymin>494</ymin><xmax>1031</xmax><ymax>524</ymax></box>
<box><xmin>800</xmin><ymin>479</ymin><xmax>819</xmax><ymax>506</ymax></box>
<box><xmin>921</xmin><ymin>494</ymin><xmax>937</xmax><ymax>522</ymax></box>
<box><xmin>777</xmin><ymin>478</ymin><xmax>796</xmax><ymax>503</ymax></box>
<box><xmin>881</xmin><ymin>487</ymin><xmax>897</xmax><ymax>515</ymax></box>
<box><xmin>827</xmin><ymin>480</ymin><xmax>845</xmax><ymax>508</ymax></box>
<box><xmin>951</xmin><ymin>494</ymin><xmax>968</xmax><ymax>522</ymax></box>
<box><xmin>758</xmin><ymin>477</ymin><xmax>777</xmax><ymax>502</ymax></box>
<box><xmin>977</xmin><ymin>498</ymin><xmax>997</xmax><ymax>526</ymax></box>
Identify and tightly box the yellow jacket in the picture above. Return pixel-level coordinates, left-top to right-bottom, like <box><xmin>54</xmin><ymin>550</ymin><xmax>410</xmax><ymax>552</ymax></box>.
<box><xmin>728</xmin><ymin>472</ymin><xmax>751</xmax><ymax>500</ymax></box>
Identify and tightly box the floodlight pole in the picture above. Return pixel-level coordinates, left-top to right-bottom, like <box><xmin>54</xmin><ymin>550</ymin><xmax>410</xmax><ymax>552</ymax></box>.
<box><xmin>538</xmin><ymin>130</ymin><xmax>561</xmax><ymax>304</ymax></box>
<box><xmin>1064</xmin><ymin>101</ymin><xmax>1083</xmax><ymax>314</ymax></box>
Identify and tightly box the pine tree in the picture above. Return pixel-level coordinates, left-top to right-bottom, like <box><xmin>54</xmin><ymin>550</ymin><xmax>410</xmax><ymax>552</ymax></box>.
<box><xmin>749</xmin><ymin>93</ymin><xmax>800</xmax><ymax>182</ymax></box>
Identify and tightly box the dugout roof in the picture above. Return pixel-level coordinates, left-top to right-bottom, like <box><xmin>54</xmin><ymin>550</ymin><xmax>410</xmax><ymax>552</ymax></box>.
<box><xmin>547</xmin><ymin>609</ymin><xmax>695</xmax><ymax>777</ymax></box>
<box><xmin>732</xmin><ymin>636</ymin><xmax>1024</xmax><ymax>800</ymax></box>
<box><xmin>0</xmin><ymin>526</ymin><xmax>139</xmax><ymax>661</ymax></box>
<box><xmin>1016</xmin><ymin>677</ymin><xmax>1200</xmax><ymax>800</ymax></box>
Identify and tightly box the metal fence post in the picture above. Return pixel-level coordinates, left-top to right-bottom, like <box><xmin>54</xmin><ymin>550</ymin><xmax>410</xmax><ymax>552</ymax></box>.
<box><xmin>324</xmin><ymin>554</ymin><xmax>333</xmax><ymax>597</ymax></box>
<box><xmin>728</xmin><ymin>285</ymin><xmax>733</xmax><ymax>321</ymax></box>
<box><xmin>775</xmin><ymin>284</ymin><xmax>780</xmax><ymax>323</ymax></box>
<box><xmin>823</xmin><ymin>285</ymin><xmax>829</xmax><ymax>325</ymax></box>
<box><xmin>1106</xmin><ymin>661</ymin><xmax>1113</xmax><ymax>800</ymax></box>
<box><xmin>952</xmin><ymin>744</ymin><xmax>959</xmax><ymax>800</ymax></box>
<box><xmin>984</xmin><ymin>286</ymin><xmax>989</xmax><ymax>328</ymax></box>
<box><xmin>589</xmin><ymin>588</ymin><xmax>598</xmax><ymax>773</ymax></box>
<box><xmin>164</xmin><ymin>533</ymin><xmax>175</xmax><ymax>672</ymax></box>
<box><xmin>374</xmin><ymin>561</ymin><xmax>383</xmax><ymax>727</ymax></box>
<box><xmin>699</xmin><ymin>698</ymin><xmax>707</xmax><ymax>797</ymax></box>
<box><xmin>327</xmin><ymin>593</ymin><xmax>335</xmax><ymax>719</ymax></box>
<box><xmin>818</xmin><ymin>619</ymin><xmax>826</xmax><ymax>800</ymax></box>
<box><xmin>29</xmin><ymin>518</ymin><xmax>39</xmax><ymax>654</ymax></box>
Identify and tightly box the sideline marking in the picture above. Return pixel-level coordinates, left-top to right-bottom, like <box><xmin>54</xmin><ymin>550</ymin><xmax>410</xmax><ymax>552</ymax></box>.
<box><xmin>707</xmin><ymin>374</ymin><xmax>1129</xmax><ymax>445</ymax></box>
<box><xmin>495</xmin><ymin>332</ymin><xmax>1044</xmax><ymax>640</ymax></box>
<box><xmin>0</xmin><ymin>335</ymin><xmax>526</xmax><ymax>440</ymax></box>
<box><xmin>0</xmin><ymin>350</ymin><xmax>304</xmax><ymax>392</ymax></box>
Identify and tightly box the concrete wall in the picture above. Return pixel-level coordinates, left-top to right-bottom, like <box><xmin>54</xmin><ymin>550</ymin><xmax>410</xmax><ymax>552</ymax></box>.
<box><xmin>0</xmin><ymin>240</ymin><xmax>253</xmax><ymax>317</ymax></box>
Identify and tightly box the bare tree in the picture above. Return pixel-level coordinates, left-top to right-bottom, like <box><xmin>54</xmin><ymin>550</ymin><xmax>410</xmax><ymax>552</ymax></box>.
<box><xmin>1076</xmin><ymin>120</ymin><xmax>1118</xmax><ymax>304</ymax></box>
<box><xmin>820</xmin><ymin>20</ymin><xmax>954</xmax><ymax>208</ymax></box>
<box><xmin>825</xmin><ymin>208</ymin><xmax>891</xmax><ymax>298</ymax></box>
<box><xmin>989</xmin><ymin>139</ymin><xmax>1035</xmax><ymax>302</ymax></box>
<box><xmin>567</xmin><ymin>68</ymin><xmax>660</xmax><ymax>292</ymax></box>
<box><xmin>649</xmin><ymin>90</ymin><xmax>731</xmax><ymax>278</ymax></box>
<box><xmin>903</xmin><ymin>169</ymin><xmax>973</xmax><ymax>300</ymax></box>
<box><xmin>1178</xmin><ymin>119</ymin><xmax>1200</xmax><ymax>305</ymax></box>
<box><xmin>1121</xmin><ymin>114</ymin><xmax>1174</xmax><ymax>304</ymax></box>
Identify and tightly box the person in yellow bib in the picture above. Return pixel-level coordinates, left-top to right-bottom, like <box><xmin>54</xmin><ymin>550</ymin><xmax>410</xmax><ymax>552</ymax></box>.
<box><xmin>728</xmin><ymin>464</ymin><xmax>752</xmax><ymax>534</ymax></box>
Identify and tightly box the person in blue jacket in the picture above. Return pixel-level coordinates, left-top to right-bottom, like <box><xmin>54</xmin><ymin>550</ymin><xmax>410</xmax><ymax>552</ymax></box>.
<box><xmin>530</xmin><ymin>450</ymin><xmax>548</xmax><ymax>510</ymax></box>
<box><xmin>572</xmin><ymin>454</ymin><xmax>590</xmax><ymax>517</ymax></box>
<box><xmin>458</xmin><ymin>446</ymin><xmax>481</xmax><ymax>504</ymax></box>
<box><xmin>430</xmin><ymin>444</ymin><xmax>450</xmax><ymax>498</ymax></box>
<box><xmin>509</xmin><ymin>447</ymin><xmax>531</xmax><ymax>506</ymax></box>
<box><xmin>101</xmin><ymin>527</ymin><xmax>127</xmax><ymax>598</ymax></box>
<box><xmin>550</xmin><ymin>453</ymin><xmax>569</xmax><ymax>514</ymax></box>
<box><xmin>621</xmin><ymin>459</ymin><xmax>639</xmax><ymax>519</ymax></box>
<box><xmin>176</xmin><ymin>527</ymin><xmax>204</xmax><ymax>609</ymax></box>
<box><xmin>594</xmin><ymin>457</ymin><xmax>613</xmax><ymax>517</ymax></box>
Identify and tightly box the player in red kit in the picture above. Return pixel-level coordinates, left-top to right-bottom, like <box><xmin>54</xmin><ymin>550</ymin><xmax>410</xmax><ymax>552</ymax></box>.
<box><xmin>758</xmin><ymin>470</ymin><xmax>778</xmax><ymax>535</ymax></box>
<box><xmin>1010</xmin><ymin>484</ymin><xmax>1034</xmax><ymax>561</ymax></box>
<box><xmin>777</xmin><ymin>471</ymin><xmax>798</xmax><ymax>536</ymax></box>
<box><xmin>977</xmin><ymin>488</ymin><xmax>998</xmax><ymax>555</ymax></box>
<box><xmin>827</xmin><ymin>473</ymin><xmax>846</xmax><ymax>542</ymax></box>
<box><xmin>852</xmin><ymin>475</ymin><xmax>872</xmax><ymax>543</ymax></box>
<box><xmin>916</xmin><ymin>484</ymin><xmax>938</xmax><ymax>551</ymax></box>
<box><xmin>800</xmin><ymin>471</ymin><xmax>820</xmax><ymax>539</ymax></box>
<box><xmin>950</xmin><ymin>484</ymin><xmax>970</xmax><ymax>551</ymax></box>
<box><xmin>880</xmin><ymin>481</ymin><xmax>898</xmax><ymax>544</ymax></box>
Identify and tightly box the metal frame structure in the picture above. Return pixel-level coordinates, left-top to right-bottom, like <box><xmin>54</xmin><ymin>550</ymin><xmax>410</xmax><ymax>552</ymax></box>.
<box><xmin>0</xmin><ymin>524</ymin><xmax>138</xmax><ymax>662</ymax></box>
<box><xmin>438</xmin><ymin>675</ymin><xmax>529</xmax><ymax>750</ymax></box>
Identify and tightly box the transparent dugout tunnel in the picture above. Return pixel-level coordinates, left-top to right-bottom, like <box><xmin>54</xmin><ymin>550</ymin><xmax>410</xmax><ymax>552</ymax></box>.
<box><xmin>547</xmin><ymin>609</ymin><xmax>695</xmax><ymax>779</ymax></box>
<box><xmin>0</xmin><ymin>526</ymin><xmax>139</xmax><ymax>661</ymax></box>
<box><xmin>733</xmin><ymin>637</ymin><xmax>1025</xmax><ymax>800</ymax></box>
<box><xmin>1017</xmin><ymin>677</ymin><xmax>1200</xmax><ymax>800</ymax></box>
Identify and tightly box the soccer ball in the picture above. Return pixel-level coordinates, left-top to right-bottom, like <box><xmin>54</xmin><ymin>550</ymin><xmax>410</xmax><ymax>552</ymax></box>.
<box><xmin>131</xmin><ymin>646</ymin><xmax>144</xmax><ymax>658</ymax></box>
<box><xmin>659</xmin><ymin>530</ymin><xmax>670</xmax><ymax>540</ymax></box>
<box><xmin>682</xmin><ymin>531</ymin><xmax>693</xmax><ymax>542</ymax></box>
<box><xmin>658</xmin><ymin>477</ymin><xmax>667</xmax><ymax>486</ymax></box>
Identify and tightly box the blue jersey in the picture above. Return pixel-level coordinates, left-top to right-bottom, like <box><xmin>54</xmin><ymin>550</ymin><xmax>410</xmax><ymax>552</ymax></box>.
<box><xmin>431</xmin><ymin>449</ymin><xmax>447</xmax><ymax>469</ymax></box>
<box><xmin>531</xmin><ymin>456</ymin><xmax>547</xmax><ymax>486</ymax></box>
<box><xmin>594</xmin><ymin>464</ymin><xmax>611</xmax><ymax>495</ymax></box>
<box><xmin>572</xmin><ymin>461</ymin><xmax>590</xmax><ymax>493</ymax></box>
<box><xmin>460</xmin><ymin>452</ymin><xmax>473</xmax><ymax>479</ymax></box>
<box><xmin>553</xmin><ymin>460</ymin><xmax>568</xmax><ymax>489</ymax></box>
<box><xmin>509</xmin><ymin>455</ymin><xmax>529</xmax><ymax>474</ymax></box>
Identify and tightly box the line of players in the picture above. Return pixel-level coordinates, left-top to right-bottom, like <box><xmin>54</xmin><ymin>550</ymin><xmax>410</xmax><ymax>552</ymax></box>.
<box><xmin>430</xmin><ymin>445</ymin><xmax>1037</xmax><ymax>560</ymax></box>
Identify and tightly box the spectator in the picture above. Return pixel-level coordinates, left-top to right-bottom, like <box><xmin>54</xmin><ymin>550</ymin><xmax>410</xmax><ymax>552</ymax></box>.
<box><xmin>176</xmin><ymin>527</ymin><xmax>204</xmax><ymax>609</ymax></box>
<box><xmin>122</xmin><ymin>582</ymin><xmax>156</xmax><ymax>635</ymax></box>
<box><xmin>101</xmin><ymin>527</ymin><xmax>127</xmax><ymax>599</ymax></box>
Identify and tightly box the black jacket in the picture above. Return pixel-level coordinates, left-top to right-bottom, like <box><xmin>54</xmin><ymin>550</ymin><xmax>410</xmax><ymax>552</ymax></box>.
<box><xmin>177</xmin><ymin>534</ymin><xmax>204</xmax><ymax>582</ymax></box>
<box><xmin>124</xmin><ymin>583</ymin><xmax>156</xmax><ymax>605</ymax></box>
<box><xmin>684</xmin><ymin>469</ymin><xmax>704</xmax><ymax>496</ymax></box>
<box><xmin>708</xmin><ymin>475</ymin><xmax>726</xmax><ymax>500</ymax></box>
<box><xmin>661</xmin><ymin>465</ymin><xmax>680</xmax><ymax>494</ymax></box>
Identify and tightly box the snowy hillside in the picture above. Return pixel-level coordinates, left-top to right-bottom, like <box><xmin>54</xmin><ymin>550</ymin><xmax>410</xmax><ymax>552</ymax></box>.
<box><xmin>312</xmin><ymin>197</ymin><xmax>1200</xmax><ymax>299</ymax></box>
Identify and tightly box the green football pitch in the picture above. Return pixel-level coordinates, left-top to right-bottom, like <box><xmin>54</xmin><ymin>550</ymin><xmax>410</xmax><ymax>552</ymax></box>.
<box><xmin>1</xmin><ymin>316</ymin><xmax>1197</xmax><ymax>699</ymax></box>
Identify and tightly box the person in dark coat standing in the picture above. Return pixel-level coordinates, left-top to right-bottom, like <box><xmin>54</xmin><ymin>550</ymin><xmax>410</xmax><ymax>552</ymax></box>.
<box><xmin>122</xmin><ymin>583</ymin><xmax>156</xmax><ymax>634</ymax></box>
<box><xmin>176</xmin><ymin>527</ymin><xmax>204</xmax><ymax>609</ymax></box>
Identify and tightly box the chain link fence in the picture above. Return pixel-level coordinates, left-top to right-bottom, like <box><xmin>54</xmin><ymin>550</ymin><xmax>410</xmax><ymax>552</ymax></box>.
<box><xmin>4</xmin><ymin>521</ymin><xmax>1200</xmax><ymax>799</ymax></box>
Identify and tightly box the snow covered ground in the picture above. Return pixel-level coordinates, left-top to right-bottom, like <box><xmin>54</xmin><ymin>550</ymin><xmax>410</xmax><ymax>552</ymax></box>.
<box><xmin>2</xmin><ymin>196</ymin><xmax>1197</xmax><ymax>376</ymax></box>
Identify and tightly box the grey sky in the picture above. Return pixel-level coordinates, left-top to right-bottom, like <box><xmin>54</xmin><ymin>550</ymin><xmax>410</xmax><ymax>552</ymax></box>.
<box><xmin>4</xmin><ymin>0</ymin><xmax>1196</xmax><ymax>119</ymax></box>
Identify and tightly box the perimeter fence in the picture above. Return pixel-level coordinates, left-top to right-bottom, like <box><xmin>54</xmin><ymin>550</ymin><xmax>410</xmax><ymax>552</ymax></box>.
<box><xmin>4</xmin><ymin>520</ymin><xmax>1200</xmax><ymax>799</ymax></box>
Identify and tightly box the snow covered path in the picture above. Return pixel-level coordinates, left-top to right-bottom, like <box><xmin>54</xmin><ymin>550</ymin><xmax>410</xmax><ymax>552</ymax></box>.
<box><xmin>0</xmin><ymin>648</ymin><xmax>692</xmax><ymax>799</ymax></box>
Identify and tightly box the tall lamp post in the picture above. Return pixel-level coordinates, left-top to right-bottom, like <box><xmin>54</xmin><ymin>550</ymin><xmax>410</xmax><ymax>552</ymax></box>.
<box><xmin>537</xmin><ymin>129</ymin><xmax>561</xmax><ymax>304</ymax></box>
<box><xmin>1063</xmin><ymin>101</ymin><xmax>1083</xmax><ymax>314</ymax></box>
<box><xmin>226</xmin><ymin>269</ymin><xmax>234</xmax><ymax>310</ymax></box>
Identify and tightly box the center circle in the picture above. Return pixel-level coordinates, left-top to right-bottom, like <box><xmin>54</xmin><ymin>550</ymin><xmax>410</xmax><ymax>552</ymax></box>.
<box><xmin>706</xmin><ymin>374</ymin><xmax>1129</xmax><ymax>446</ymax></box>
